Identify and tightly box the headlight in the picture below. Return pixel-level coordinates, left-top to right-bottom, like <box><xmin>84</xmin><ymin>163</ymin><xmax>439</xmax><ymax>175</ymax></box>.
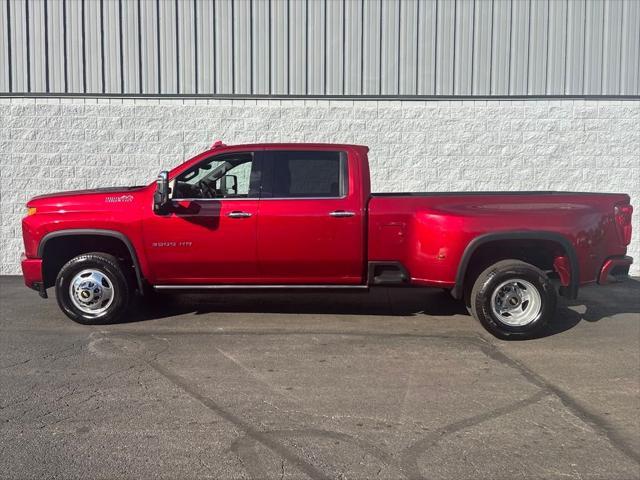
<box><xmin>26</xmin><ymin>207</ymin><xmax>37</xmax><ymax>216</ymax></box>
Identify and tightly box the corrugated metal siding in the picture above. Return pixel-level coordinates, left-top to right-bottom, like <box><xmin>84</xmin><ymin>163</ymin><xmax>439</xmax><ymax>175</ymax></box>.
<box><xmin>1</xmin><ymin>0</ymin><xmax>638</xmax><ymax>96</ymax></box>
<box><xmin>491</xmin><ymin>0</ymin><xmax>511</xmax><ymax>95</ymax></box>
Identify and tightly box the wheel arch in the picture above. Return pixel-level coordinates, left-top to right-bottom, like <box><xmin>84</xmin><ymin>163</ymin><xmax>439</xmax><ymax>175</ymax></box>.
<box><xmin>38</xmin><ymin>229</ymin><xmax>145</xmax><ymax>293</ymax></box>
<box><xmin>451</xmin><ymin>231</ymin><xmax>579</xmax><ymax>300</ymax></box>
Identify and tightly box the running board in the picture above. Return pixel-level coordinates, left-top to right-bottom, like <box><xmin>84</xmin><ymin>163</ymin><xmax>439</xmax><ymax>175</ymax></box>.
<box><xmin>153</xmin><ymin>284</ymin><xmax>369</xmax><ymax>291</ymax></box>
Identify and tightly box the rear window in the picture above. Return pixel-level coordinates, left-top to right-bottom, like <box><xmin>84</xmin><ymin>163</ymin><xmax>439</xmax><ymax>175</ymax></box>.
<box><xmin>271</xmin><ymin>151</ymin><xmax>347</xmax><ymax>198</ymax></box>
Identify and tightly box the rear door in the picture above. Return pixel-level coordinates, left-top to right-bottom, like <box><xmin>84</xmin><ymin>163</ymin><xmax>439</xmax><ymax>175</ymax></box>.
<box><xmin>257</xmin><ymin>149</ymin><xmax>365</xmax><ymax>284</ymax></box>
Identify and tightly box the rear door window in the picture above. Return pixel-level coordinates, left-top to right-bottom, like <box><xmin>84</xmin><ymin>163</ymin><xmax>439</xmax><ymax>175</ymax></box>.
<box><xmin>264</xmin><ymin>151</ymin><xmax>348</xmax><ymax>198</ymax></box>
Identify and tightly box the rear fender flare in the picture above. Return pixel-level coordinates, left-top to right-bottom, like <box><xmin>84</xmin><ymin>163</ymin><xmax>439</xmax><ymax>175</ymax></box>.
<box><xmin>451</xmin><ymin>231</ymin><xmax>579</xmax><ymax>300</ymax></box>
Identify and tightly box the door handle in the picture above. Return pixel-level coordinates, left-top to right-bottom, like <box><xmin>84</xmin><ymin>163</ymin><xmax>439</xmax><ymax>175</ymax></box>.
<box><xmin>329</xmin><ymin>210</ymin><xmax>356</xmax><ymax>218</ymax></box>
<box><xmin>227</xmin><ymin>211</ymin><xmax>252</xmax><ymax>218</ymax></box>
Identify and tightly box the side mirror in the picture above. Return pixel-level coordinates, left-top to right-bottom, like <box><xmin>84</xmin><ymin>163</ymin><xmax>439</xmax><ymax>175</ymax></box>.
<box><xmin>153</xmin><ymin>171</ymin><xmax>170</xmax><ymax>214</ymax></box>
<box><xmin>220</xmin><ymin>175</ymin><xmax>238</xmax><ymax>196</ymax></box>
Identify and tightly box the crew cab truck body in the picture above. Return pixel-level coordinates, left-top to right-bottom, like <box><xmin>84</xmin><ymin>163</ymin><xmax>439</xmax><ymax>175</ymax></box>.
<box><xmin>21</xmin><ymin>143</ymin><xmax>634</xmax><ymax>339</ymax></box>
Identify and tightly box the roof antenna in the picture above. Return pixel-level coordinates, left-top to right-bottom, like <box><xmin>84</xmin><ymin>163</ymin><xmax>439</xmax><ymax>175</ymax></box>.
<box><xmin>211</xmin><ymin>140</ymin><xmax>226</xmax><ymax>149</ymax></box>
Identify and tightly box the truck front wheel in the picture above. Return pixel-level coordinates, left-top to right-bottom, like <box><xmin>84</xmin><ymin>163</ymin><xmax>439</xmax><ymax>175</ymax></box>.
<box><xmin>55</xmin><ymin>253</ymin><xmax>131</xmax><ymax>325</ymax></box>
<box><xmin>470</xmin><ymin>260</ymin><xmax>557</xmax><ymax>340</ymax></box>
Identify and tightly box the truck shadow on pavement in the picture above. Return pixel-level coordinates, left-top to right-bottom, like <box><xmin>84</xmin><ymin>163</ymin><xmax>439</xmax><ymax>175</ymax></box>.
<box><xmin>534</xmin><ymin>280</ymin><xmax>640</xmax><ymax>338</ymax></box>
<box><xmin>128</xmin><ymin>280</ymin><xmax>640</xmax><ymax>339</ymax></box>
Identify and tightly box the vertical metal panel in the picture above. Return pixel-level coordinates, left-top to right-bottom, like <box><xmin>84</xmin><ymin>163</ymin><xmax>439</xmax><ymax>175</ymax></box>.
<box><xmin>46</xmin><ymin>0</ymin><xmax>65</xmax><ymax>93</ymax></box>
<box><xmin>84</xmin><ymin>0</ymin><xmax>103</xmax><ymax>93</ymax></box>
<box><xmin>584</xmin><ymin>0</ymin><xmax>604</xmax><ymax>94</ymax></box>
<box><xmin>509</xmin><ymin>0</ymin><xmax>529</xmax><ymax>95</ymax></box>
<box><xmin>270</xmin><ymin>0</ymin><xmax>288</xmax><ymax>94</ymax></box>
<box><xmin>289</xmin><ymin>0</ymin><xmax>307</xmax><ymax>94</ymax></box>
<box><xmin>9</xmin><ymin>0</ymin><xmax>28</xmax><ymax>92</ymax></box>
<box><xmin>398</xmin><ymin>0</ymin><xmax>418</xmax><ymax>95</ymax></box>
<box><xmin>472</xmin><ymin>0</ymin><xmax>492</xmax><ymax>95</ymax></box>
<box><xmin>380</xmin><ymin>0</ymin><xmax>399</xmax><ymax>95</ymax></box>
<box><xmin>28</xmin><ymin>0</ymin><xmax>47</xmax><ymax>92</ymax></box>
<box><xmin>103</xmin><ymin>0</ymin><xmax>121</xmax><ymax>93</ymax></box>
<box><xmin>565</xmin><ymin>0</ymin><xmax>586</xmax><ymax>94</ymax></box>
<box><xmin>215</xmin><ymin>0</ymin><xmax>234</xmax><ymax>94</ymax></box>
<box><xmin>158</xmin><ymin>0</ymin><xmax>177</xmax><ymax>94</ymax></box>
<box><xmin>139</xmin><ymin>0</ymin><xmax>159</xmax><ymax>94</ymax></box>
<box><xmin>417</xmin><ymin>0</ymin><xmax>437</xmax><ymax>95</ymax></box>
<box><xmin>547</xmin><ymin>0</ymin><xmax>567</xmax><ymax>94</ymax></box>
<box><xmin>362</xmin><ymin>0</ymin><xmax>380</xmax><ymax>95</ymax></box>
<box><xmin>454</xmin><ymin>0</ymin><xmax>473</xmax><ymax>95</ymax></box>
<box><xmin>2</xmin><ymin>0</ymin><xmax>639</xmax><ymax>97</ymax></box>
<box><xmin>602</xmin><ymin>0</ymin><xmax>623</xmax><ymax>94</ymax></box>
<box><xmin>620</xmin><ymin>0</ymin><xmax>640</xmax><ymax>95</ymax></box>
<box><xmin>343</xmin><ymin>0</ymin><xmax>362</xmax><ymax>95</ymax></box>
<box><xmin>121</xmin><ymin>0</ymin><xmax>139</xmax><ymax>94</ymax></box>
<box><xmin>435</xmin><ymin>0</ymin><xmax>455</xmax><ymax>95</ymax></box>
<box><xmin>491</xmin><ymin>0</ymin><xmax>511</xmax><ymax>95</ymax></box>
<box><xmin>1</xmin><ymin>0</ymin><xmax>10</xmax><ymax>92</ymax></box>
<box><xmin>196</xmin><ymin>0</ymin><xmax>214</xmax><ymax>94</ymax></box>
<box><xmin>65</xmin><ymin>0</ymin><xmax>84</xmax><ymax>93</ymax></box>
<box><xmin>177</xmin><ymin>1</ymin><xmax>196</xmax><ymax>94</ymax></box>
<box><xmin>307</xmin><ymin>0</ymin><xmax>326</xmax><ymax>94</ymax></box>
<box><xmin>527</xmin><ymin>0</ymin><xmax>548</xmax><ymax>95</ymax></box>
<box><xmin>233</xmin><ymin>0</ymin><xmax>250</xmax><ymax>94</ymax></box>
<box><xmin>325</xmin><ymin>0</ymin><xmax>344</xmax><ymax>95</ymax></box>
<box><xmin>251</xmin><ymin>0</ymin><xmax>269</xmax><ymax>94</ymax></box>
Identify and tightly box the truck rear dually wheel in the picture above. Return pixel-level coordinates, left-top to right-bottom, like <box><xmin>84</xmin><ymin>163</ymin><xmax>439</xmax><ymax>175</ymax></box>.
<box><xmin>470</xmin><ymin>259</ymin><xmax>556</xmax><ymax>340</ymax></box>
<box><xmin>55</xmin><ymin>253</ymin><xmax>131</xmax><ymax>325</ymax></box>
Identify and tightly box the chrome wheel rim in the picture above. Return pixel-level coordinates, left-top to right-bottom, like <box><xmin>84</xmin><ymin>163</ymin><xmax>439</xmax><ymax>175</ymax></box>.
<box><xmin>69</xmin><ymin>269</ymin><xmax>115</xmax><ymax>316</ymax></box>
<box><xmin>490</xmin><ymin>278</ymin><xmax>542</xmax><ymax>327</ymax></box>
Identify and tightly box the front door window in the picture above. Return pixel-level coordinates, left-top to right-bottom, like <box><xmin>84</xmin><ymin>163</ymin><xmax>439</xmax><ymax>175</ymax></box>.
<box><xmin>173</xmin><ymin>152</ymin><xmax>257</xmax><ymax>199</ymax></box>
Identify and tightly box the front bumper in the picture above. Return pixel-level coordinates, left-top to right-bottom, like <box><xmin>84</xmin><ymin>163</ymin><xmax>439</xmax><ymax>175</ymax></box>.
<box><xmin>21</xmin><ymin>254</ymin><xmax>46</xmax><ymax>297</ymax></box>
<box><xmin>598</xmin><ymin>256</ymin><xmax>633</xmax><ymax>284</ymax></box>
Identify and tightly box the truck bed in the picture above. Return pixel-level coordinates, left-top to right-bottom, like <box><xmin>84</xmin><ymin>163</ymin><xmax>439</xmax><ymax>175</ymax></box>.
<box><xmin>367</xmin><ymin>190</ymin><xmax>630</xmax><ymax>287</ymax></box>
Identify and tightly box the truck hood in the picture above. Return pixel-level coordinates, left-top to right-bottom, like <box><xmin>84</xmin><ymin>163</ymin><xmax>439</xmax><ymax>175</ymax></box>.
<box><xmin>26</xmin><ymin>186</ymin><xmax>150</xmax><ymax>215</ymax></box>
<box><xmin>28</xmin><ymin>186</ymin><xmax>145</xmax><ymax>203</ymax></box>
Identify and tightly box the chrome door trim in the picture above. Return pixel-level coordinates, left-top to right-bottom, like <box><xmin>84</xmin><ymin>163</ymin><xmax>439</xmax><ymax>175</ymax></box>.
<box><xmin>259</xmin><ymin>195</ymin><xmax>348</xmax><ymax>200</ymax></box>
<box><xmin>153</xmin><ymin>284</ymin><xmax>369</xmax><ymax>290</ymax></box>
<box><xmin>171</xmin><ymin>197</ymin><xmax>260</xmax><ymax>201</ymax></box>
<box><xmin>171</xmin><ymin>196</ymin><xmax>347</xmax><ymax>201</ymax></box>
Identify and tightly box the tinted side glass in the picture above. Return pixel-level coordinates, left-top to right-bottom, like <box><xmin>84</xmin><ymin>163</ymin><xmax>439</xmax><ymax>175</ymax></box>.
<box><xmin>270</xmin><ymin>151</ymin><xmax>347</xmax><ymax>198</ymax></box>
<box><xmin>172</xmin><ymin>152</ymin><xmax>260</xmax><ymax>199</ymax></box>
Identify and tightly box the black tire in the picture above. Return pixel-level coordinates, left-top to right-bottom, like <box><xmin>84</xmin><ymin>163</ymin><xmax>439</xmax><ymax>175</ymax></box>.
<box><xmin>55</xmin><ymin>253</ymin><xmax>131</xmax><ymax>325</ymax></box>
<box><xmin>470</xmin><ymin>259</ymin><xmax>557</xmax><ymax>340</ymax></box>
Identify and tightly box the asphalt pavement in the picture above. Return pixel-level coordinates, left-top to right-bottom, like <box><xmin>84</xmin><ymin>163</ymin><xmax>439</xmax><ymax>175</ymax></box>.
<box><xmin>1</xmin><ymin>276</ymin><xmax>639</xmax><ymax>479</ymax></box>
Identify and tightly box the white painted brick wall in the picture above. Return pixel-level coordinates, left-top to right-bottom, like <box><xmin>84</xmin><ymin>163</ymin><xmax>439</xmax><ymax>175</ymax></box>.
<box><xmin>1</xmin><ymin>97</ymin><xmax>638</xmax><ymax>275</ymax></box>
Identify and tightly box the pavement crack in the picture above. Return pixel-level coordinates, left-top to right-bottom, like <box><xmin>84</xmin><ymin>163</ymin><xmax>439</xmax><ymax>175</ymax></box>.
<box><xmin>0</xmin><ymin>342</ymin><xmax>81</xmax><ymax>371</ymax></box>
<box><xmin>0</xmin><ymin>358</ymin><xmax>32</xmax><ymax>370</ymax></box>
<box><xmin>215</xmin><ymin>346</ymin><xmax>303</xmax><ymax>403</ymax></box>
<box><xmin>144</xmin><ymin>358</ymin><xmax>332</xmax><ymax>480</ymax></box>
<box><xmin>399</xmin><ymin>390</ymin><xmax>549</xmax><ymax>480</ymax></box>
<box><xmin>475</xmin><ymin>334</ymin><xmax>640</xmax><ymax>466</ymax></box>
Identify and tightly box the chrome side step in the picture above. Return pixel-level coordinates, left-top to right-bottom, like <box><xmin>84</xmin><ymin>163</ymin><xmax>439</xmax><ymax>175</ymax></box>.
<box><xmin>153</xmin><ymin>284</ymin><xmax>369</xmax><ymax>290</ymax></box>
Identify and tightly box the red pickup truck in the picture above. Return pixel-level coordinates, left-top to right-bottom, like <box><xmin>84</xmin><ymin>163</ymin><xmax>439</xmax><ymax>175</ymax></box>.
<box><xmin>21</xmin><ymin>142</ymin><xmax>633</xmax><ymax>339</ymax></box>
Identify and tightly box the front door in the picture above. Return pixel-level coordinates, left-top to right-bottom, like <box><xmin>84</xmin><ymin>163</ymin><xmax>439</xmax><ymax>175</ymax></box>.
<box><xmin>143</xmin><ymin>151</ymin><xmax>262</xmax><ymax>284</ymax></box>
<box><xmin>256</xmin><ymin>149</ymin><xmax>365</xmax><ymax>284</ymax></box>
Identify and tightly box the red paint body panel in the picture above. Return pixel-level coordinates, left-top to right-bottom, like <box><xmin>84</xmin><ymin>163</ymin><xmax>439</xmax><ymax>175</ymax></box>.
<box><xmin>142</xmin><ymin>199</ymin><xmax>260</xmax><ymax>283</ymax></box>
<box><xmin>367</xmin><ymin>193</ymin><xmax>630</xmax><ymax>286</ymax></box>
<box><xmin>20</xmin><ymin>143</ymin><xmax>633</xmax><ymax>294</ymax></box>
<box><xmin>256</xmin><ymin>145</ymin><xmax>366</xmax><ymax>284</ymax></box>
<box><xmin>21</xmin><ymin>256</ymin><xmax>43</xmax><ymax>288</ymax></box>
